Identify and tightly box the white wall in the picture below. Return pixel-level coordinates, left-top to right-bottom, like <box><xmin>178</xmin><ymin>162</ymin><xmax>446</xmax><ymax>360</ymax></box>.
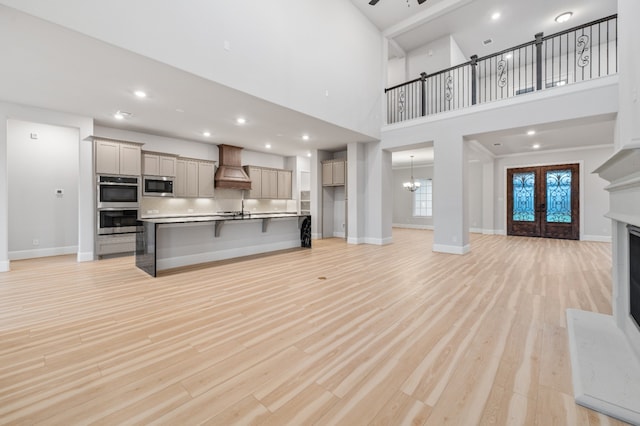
<box><xmin>617</xmin><ymin>0</ymin><xmax>640</xmax><ymax>149</ymax></box>
<box><xmin>392</xmin><ymin>164</ymin><xmax>434</xmax><ymax>228</ymax></box>
<box><xmin>7</xmin><ymin>120</ymin><xmax>79</xmax><ymax>259</ymax></box>
<box><xmin>493</xmin><ymin>146</ymin><xmax>613</xmax><ymax>240</ymax></box>
<box><xmin>450</xmin><ymin>36</ymin><xmax>467</xmax><ymax>66</ymax></box>
<box><xmin>467</xmin><ymin>161</ymin><xmax>484</xmax><ymax>232</ymax></box>
<box><xmin>2</xmin><ymin>0</ymin><xmax>384</xmax><ymax>139</ymax></box>
<box><xmin>388</xmin><ymin>57</ymin><xmax>407</xmax><ymax>87</ymax></box>
<box><xmin>94</xmin><ymin>125</ymin><xmax>217</xmax><ymax>161</ymax></box>
<box><xmin>407</xmin><ymin>35</ymin><xmax>452</xmax><ymax>78</ymax></box>
<box><xmin>0</xmin><ymin>102</ymin><xmax>94</xmax><ymax>270</ymax></box>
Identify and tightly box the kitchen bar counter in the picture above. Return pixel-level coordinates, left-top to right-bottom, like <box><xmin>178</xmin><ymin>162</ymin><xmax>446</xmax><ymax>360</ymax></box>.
<box><xmin>136</xmin><ymin>213</ymin><xmax>311</xmax><ymax>276</ymax></box>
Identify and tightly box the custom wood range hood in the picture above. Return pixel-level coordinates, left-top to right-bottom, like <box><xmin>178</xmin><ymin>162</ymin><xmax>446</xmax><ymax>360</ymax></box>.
<box><xmin>214</xmin><ymin>144</ymin><xmax>252</xmax><ymax>190</ymax></box>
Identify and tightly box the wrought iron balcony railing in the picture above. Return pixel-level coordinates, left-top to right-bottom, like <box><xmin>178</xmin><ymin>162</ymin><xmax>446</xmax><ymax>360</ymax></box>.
<box><xmin>385</xmin><ymin>15</ymin><xmax>617</xmax><ymax>124</ymax></box>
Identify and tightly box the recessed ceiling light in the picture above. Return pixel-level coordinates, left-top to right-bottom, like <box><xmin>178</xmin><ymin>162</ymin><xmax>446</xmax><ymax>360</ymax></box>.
<box><xmin>532</xmin><ymin>144</ymin><xmax>541</xmax><ymax>149</ymax></box>
<box><xmin>483</xmin><ymin>38</ymin><xmax>493</xmax><ymax>46</ymax></box>
<box><xmin>555</xmin><ymin>12</ymin><xmax>573</xmax><ymax>23</ymax></box>
<box><xmin>302</xmin><ymin>134</ymin><xmax>310</xmax><ymax>141</ymax></box>
<box><xmin>114</xmin><ymin>111</ymin><xmax>131</xmax><ymax>120</ymax></box>
<box><xmin>527</xmin><ymin>130</ymin><xmax>536</xmax><ymax>136</ymax></box>
<box><xmin>203</xmin><ymin>131</ymin><xmax>211</xmax><ymax>137</ymax></box>
<box><xmin>491</xmin><ymin>12</ymin><xmax>501</xmax><ymax>20</ymax></box>
<box><xmin>265</xmin><ymin>143</ymin><xmax>271</xmax><ymax>149</ymax></box>
<box><xmin>236</xmin><ymin>117</ymin><xmax>246</xmax><ymax>125</ymax></box>
<box><xmin>134</xmin><ymin>90</ymin><xmax>147</xmax><ymax>98</ymax></box>
<box><xmin>493</xmin><ymin>143</ymin><xmax>502</xmax><ymax>146</ymax></box>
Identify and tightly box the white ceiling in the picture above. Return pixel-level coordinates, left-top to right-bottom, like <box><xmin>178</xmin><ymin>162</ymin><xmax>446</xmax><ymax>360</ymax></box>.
<box><xmin>468</xmin><ymin>114</ymin><xmax>616</xmax><ymax>156</ymax></box>
<box><xmin>0</xmin><ymin>2</ymin><xmax>618</xmax><ymax>167</ymax></box>
<box><xmin>351</xmin><ymin>0</ymin><xmax>617</xmax><ymax>59</ymax></box>
<box><xmin>0</xmin><ymin>5</ymin><xmax>375</xmax><ymax>159</ymax></box>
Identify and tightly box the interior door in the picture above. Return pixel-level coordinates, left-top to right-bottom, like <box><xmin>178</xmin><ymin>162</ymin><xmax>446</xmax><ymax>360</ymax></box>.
<box><xmin>507</xmin><ymin>164</ymin><xmax>579</xmax><ymax>240</ymax></box>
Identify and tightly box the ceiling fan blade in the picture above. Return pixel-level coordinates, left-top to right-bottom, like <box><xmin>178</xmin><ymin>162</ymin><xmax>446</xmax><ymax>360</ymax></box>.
<box><xmin>368</xmin><ymin>0</ymin><xmax>380</xmax><ymax>5</ymax></box>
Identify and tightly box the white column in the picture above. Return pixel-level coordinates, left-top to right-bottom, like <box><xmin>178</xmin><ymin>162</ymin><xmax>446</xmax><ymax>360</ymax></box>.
<box><xmin>0</xmin><ymin>110</ymin><xmax>9</xmax><ymax>271</ymax></box>
<box><xmin>433</xmin><ymin>135</ymin><xmax>469</xmax><ymax>254</ymax></box>
<box><xmin>364</xmin><ymin>142</ymin><xmax>392</xmax><ymax>245</ymax></box>
<box><xmin>482</xmin><ymin>160</ymin><xmax>495</xmax><ymax>234</ymax></box>
<box><xmin>347</xmin><ymin>142</ymin><xmax>365</xmax><ymax>244</ymax></box>
<box><xmin>77</xmin><ymin>132</ymin><xmax>94</xmax><ymax>262</ymax></box>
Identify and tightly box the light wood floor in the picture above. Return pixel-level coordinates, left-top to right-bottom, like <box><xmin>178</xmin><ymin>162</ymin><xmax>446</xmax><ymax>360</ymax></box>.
<box><xmin>0</xmin><ymin>229</ymin><xmax>629</xmax><ymax>425</ymax></box>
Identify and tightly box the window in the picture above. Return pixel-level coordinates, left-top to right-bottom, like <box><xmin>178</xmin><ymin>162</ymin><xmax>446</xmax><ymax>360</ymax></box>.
<box><xmin>413</xmin><ymin>179</ymin><xmax>432</xmax><ymax>217</ymax></box>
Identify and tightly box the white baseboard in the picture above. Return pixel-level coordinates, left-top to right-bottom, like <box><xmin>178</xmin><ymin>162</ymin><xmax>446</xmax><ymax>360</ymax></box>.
<box><xmin>495</xmin><ymin>229</ymin><xmax>507</xmax><ymax>236</ymax></box>
<box><xmin>582</xmin><ymin>235</ymin><xmax>612</xmax><ymax>243</ymax></box>
<box><xmin>347</xmin><ymin>237</ymin><xmax>365</xmax><ymax>245</ymax></box>
<box><xmin>363</xmin><ymin>237</ymin><xmax>393</xmax><ymax>245</ymax></box>
<box><xmin>9</xmin><ymin>246</ymin><xmax>77</xmax><ymax>261</ymax></box>
<box><xmin>157</xmin><ymin>241</ymin><xmax>301</xmax><ymax>271</ymax></box>
<box><xmin>77</xmin><ymin>251</ymin><xmax>95</xmax><ymax>262</ymax></box>
<box><xmin>469</xmin><ymin>227</ymin><xmax>483</xmax><ymax>234</ymax></box>
<box><xmin>332</xmin><ymin>231</ymin><xmax>345</xmax><ymax>238</ymax></box>
<box><xmin>432</xmin><ymin>243</ymin><xmax>471</xmax><ymax>255</ymax></box>
<box><xmin>481</xmin><ymin>229</ymin><xmax>497</xmax><ymax>235</ymax></box>
<box><xmin>312</xmin><ymin>233</ymin><xmax>322</xmax><ymax>240</ymax></box>
<box><xmin>392</xmin><ymin>223</ymin><xmax>434</xmax><ymax>230</ymax></box>
<box><xmin>0</xmin><ymin>260</ymin><xmax>9</xmax><ymax>272</ymax></box>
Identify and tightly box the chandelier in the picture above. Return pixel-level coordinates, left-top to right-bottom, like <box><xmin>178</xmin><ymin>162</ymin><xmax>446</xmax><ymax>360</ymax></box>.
<box><xmin>403</xmin><ymin>155</ymin><xmax>421</xmax><ymax>192</ymax></box>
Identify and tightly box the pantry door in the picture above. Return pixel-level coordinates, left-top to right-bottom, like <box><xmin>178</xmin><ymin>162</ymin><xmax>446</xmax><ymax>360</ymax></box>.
<box><xmin>507</xmin><ymin>164</ymin><xmax>579</xmax><ymax>240</ymax></box>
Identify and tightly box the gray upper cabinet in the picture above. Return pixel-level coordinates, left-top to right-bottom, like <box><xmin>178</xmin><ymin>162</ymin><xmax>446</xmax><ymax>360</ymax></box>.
<box><xmin>175</xmin><ymin>159</ymin><xmax>214</xmax><ymax>198</ymax></box>
<box><xmin>322</xmin><ymin>159</ymin><xmax>346</xmax><ymax>187</ymax></box>
<box><xmin>244</xmin><ymin>166</ymin><xmax>292</xmax><ymax>199</ymax></box>
<box><xmin>277</xmin><ymin>169</ymin><xmax>292</xmax><ymax>199</ymax></box>
<box><xmin>197</xmin><ymin>161</ymin><xmax>215</xmax><ymax>198</ymax></box>
<box><xmin>95</xmin><ymin>140</ymin><xmax>141</xmax><ymax>176</ymax></box>
<box><xmin>143</xmin><ymin>152</ymin><xmax>177</xmax><ymax>177</ymax></box>
<box><xmin>246</xmin><ymin>166</ymin><xmax>262</xmax><ymax>199</ymax></box>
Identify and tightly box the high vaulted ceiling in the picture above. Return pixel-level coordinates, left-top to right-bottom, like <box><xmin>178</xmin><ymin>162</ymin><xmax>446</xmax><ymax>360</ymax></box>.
<box><xmin>350</xmin><ymin>0</ymin><xmax>617</xmax><ymax>60</ymax></box>
<box><xmin>0</xmin><ymin>1</ymin><xmax>619</xmax><ymax>167</ymax></box>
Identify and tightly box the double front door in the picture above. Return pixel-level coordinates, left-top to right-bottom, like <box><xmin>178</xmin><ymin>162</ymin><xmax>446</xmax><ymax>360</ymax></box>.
<box><xmin>507</xmin><ymin>164</ymin><xmax>579</xmax><ymax>240</ymax></box>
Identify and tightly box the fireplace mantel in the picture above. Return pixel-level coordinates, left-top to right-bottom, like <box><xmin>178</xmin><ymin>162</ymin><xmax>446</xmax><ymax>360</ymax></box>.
<box><xmin>566</xmin><ymin>145</ymin><xmax>640</xmax><ymax>424</ymax></box>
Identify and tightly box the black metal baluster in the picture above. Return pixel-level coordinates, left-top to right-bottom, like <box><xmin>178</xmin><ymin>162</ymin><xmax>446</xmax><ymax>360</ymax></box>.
<box><xmin>535</xmin><ymin>32</ymin><xmax>543</xmax><ymax>91</ymax></box>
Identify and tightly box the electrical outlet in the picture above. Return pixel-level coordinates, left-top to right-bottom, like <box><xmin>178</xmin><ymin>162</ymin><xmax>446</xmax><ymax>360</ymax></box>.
<box><xmin>32</xmin><ymin>239</ymin><xmax>39</xmax><ymax>246</ymax></box>
<box><xmin>30</xmin><ymin>132</ymin><xmax>38</xmax><ymax>140</ymax></box>
<box><xmin>55</xmin><ymin>188</ymin><xmax>64</xmax><ymax>197</ymax></box>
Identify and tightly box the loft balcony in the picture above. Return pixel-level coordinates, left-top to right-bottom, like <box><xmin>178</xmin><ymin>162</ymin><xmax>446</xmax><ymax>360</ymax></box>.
<box><xmin>385</xmin><ymin>15</ymin><xmax>618</xmax><ymax>125</ymax></box>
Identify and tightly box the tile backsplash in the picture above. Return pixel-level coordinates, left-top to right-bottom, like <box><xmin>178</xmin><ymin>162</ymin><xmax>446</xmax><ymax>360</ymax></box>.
<box><xmin>140</xmin><ymin>189</ymin><xmax>297</xmax><ymax>218</ymax></box>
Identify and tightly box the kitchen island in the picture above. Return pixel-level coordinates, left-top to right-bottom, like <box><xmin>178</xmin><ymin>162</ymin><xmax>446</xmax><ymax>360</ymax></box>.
<box><xmin>136</xmin><ymin>213</ymin><xmax>311</xmax><ymax>277</ymax></box>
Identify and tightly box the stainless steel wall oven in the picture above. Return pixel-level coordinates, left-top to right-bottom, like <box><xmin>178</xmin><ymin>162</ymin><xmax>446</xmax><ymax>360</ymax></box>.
<box><xmin>97</xmin><ymin>209</ymin><xmax>141</xmax><ymax>235</ymax></box>
<box><xmin>97</xmin><ymin>175</ymin><xmax>139</xmax><ymax>208</ymax></box>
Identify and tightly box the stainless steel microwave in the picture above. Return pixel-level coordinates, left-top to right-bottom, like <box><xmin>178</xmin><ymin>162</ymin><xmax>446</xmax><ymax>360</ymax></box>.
<box><xmin>143</xmin><ymin>176</ymin><xmax>174</xmax><ymax>197</ymax></box>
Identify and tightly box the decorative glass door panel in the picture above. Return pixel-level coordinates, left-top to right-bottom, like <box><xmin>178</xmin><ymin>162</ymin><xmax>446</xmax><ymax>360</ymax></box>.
<box><xmin>546</xmin><ymin>170</ymin><xmax>572</xmax><ymax>223</ymax></box>
<box><xmin>507</xmin><ymin>164</ymin><xmax>579</xmax><ymax>240</ymax></box>
<box><xmin>513</xmin><ymin>172</ymin><xmax>536</xmax><ymax>222</ymax></box>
